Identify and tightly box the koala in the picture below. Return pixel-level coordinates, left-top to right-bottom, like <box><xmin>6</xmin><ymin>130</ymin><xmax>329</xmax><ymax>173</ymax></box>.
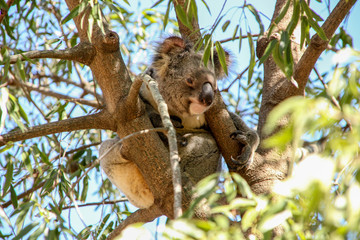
<box><xmin>100</xmin><ymin>36</ymin><xmax>258</xmax><ymax>209</ymax></box>
<box><xmin>140</xmin><ymin>36</ymin><xmax>227</xmax><ymax>129</ymax></box>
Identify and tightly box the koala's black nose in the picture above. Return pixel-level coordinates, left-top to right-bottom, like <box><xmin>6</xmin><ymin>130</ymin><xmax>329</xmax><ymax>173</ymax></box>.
<box><xmin>200</xmin><ymin>82</ymin><xmax>214</xmax><ymax>106</ymax></box>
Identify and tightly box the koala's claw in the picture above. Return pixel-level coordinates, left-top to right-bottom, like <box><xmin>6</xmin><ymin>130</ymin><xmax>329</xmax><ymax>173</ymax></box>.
<box><xmin>230</xmin><ymin>154</ymin><xmax>249</xmax><ymax>169</ymax></box>
<box><xmin>230</xmin><ymin>130</ymin><xmax>248</xmax><ymax>144</ymax></box>
<box><xmin>229</xmin><ymin>129</ymin><xmax>260</xmax><ymax>170</ymax></box>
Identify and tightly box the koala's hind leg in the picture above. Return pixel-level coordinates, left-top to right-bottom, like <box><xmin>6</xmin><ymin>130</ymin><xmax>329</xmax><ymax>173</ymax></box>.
<box><xmin>99</xmin><ymin>138</ymin><xmax>154</xmax><ymax>209</ymax></box>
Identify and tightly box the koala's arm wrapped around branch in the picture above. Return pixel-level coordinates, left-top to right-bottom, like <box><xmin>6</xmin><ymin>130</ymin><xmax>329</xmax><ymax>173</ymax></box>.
<box><xmin>205</xmin><ymin>92</ymin><xmax>259</xmax><ymax>172</ymax></box>
<box><xmin>138</xmin><ymin>74</ymin><xmax>183</xmax><ymax>218</ymax></box>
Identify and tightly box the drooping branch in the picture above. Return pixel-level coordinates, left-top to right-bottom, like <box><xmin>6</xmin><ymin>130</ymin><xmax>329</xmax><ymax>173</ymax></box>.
<box><xmin>0</xmin><ymin>111</ymin><xmax>115</xmax><ymax>146</ymax></box>
<box><xmin>8</xmin><ymin>42</ymin><xmax>96</xmax><ymax>65</ymax></box>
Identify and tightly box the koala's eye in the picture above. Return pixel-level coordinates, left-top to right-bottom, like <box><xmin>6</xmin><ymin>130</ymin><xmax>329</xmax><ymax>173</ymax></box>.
<box><xmin>186</xmin><ymin>78</ymin><xmax>194</xmax><ymax>86</ymax></box>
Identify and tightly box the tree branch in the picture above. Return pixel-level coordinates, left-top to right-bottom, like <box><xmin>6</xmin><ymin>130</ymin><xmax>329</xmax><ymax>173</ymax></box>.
<box><xmin>8</xmin><ymin>42</ymin><xmax>96</xmax><ymax>65</ymax></box>
<box><xmin>0</xmin><ymin>111</ymin><xmax>115</xmax><ymax>146</ymax></box>
<box><xmin>139</xmin><ymin>74</ymin><xmax>182</xmax><ymax>218</ymax></box>
<box><xmin>106</xmin><ymin>205</ymin><xmax>162</xmax><ymax>240</ymax></box>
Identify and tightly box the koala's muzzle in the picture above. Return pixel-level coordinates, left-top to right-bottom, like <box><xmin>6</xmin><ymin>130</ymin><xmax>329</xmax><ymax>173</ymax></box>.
<box><xmin>199</xmin><ymin>82</ymin><xmax>215</xmax><ymax>106</ymax></box>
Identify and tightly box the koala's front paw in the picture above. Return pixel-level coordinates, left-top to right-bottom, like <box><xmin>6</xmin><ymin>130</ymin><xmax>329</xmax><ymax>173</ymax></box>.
<box><xmin>230</xmin><ymin>130</ymin><xmax>248</xmax><ymax>144</ymax></box>
<box><xmin>230</xmin><ymin>130</ymin><xmax>259</xmax><ymax>169</ymax></box>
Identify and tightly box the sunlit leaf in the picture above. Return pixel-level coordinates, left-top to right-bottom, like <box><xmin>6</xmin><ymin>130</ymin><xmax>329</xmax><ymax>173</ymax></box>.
<box><xmin>13</xmin><ymin>222</ymin><xmax>40</xmax><ymax>240</ymax></box>
<box><xmin>247</xmin><ymin>32</ymin><xmax>255</xmax><ymax>83</ymax></box>
<box><xmin>215</xmin><ymin>41</ymin><xmax>228</xmax><ymax>75</ymax></box>
<box><xmin>222</xmin><ymin>20</ymin><xmax>230</xmax><ymax>32</ymax></box>
<box><xmin>300</xmin><ymin>0</ymin><xmax>328</xmax><ymax>41</ymax></box>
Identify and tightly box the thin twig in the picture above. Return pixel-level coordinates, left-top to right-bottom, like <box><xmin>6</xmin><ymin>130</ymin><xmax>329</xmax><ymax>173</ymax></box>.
<box><xmin>139</xmin><ymin>73</ymin><xmax>183</xmax><ymax>218</ymax></box>
<box><xmin>313</xmin><ymin>67</ymin><xmax>352</xmax><ymax>131</ymax></box>
<box><xmin>62</xmin><ymin>199</ymin><xmax>128</xmax><ymax>210</ymax></box>
<box><xmin>221</xmin><ymin>65</ymin><xmax>251</xmax><ymax>92</ymax></box>
<box><xmin>220</xmin><ymin>34</ymin><xmax>260</xmax><ymax>44</ymax></box>
<box><xmin>12</xmin><ymin>78</ymin><xmax>100</xmax><ymax>108</ymax></box>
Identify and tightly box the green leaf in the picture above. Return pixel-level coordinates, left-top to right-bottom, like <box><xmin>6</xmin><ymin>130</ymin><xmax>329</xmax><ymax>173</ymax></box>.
<box><xmin>238</xmin><ymin>28</ymin><xmax>242</xmax><ymax>52</ymax></box>
<box><xmin>97</xmin><ymin>214</ymin><xmax>111</xmax><ymax>236</ymax></box>
<box><xmin>222</xmin><ymin>20</ymin><xmax>230</xmax><ymax>32</ymax></box>
<box><xmin>1</xmin><ymin>47</ymin><xmax>10</xmax><ymax>79</ymax></box>
<box><xmin>310</xmin><ymin>8</ymin><xmax>324</xmax><ymax>22</ymax></box>
<box><xmin>229</xmin><ymin>198</ymin><xmax>257</xmax><ymax>209</ymax></box>
<box><xmin>151</xmin><ymin>0</ymin><xmax>165</xmax><ymax>8</ymax></box>
<box><xmin>286</xmin><ymin>0</ymin><xmax>300</xmax><ymax>35</ymax></box>
<box><xmin>61</xmin><ymin>5</ymin><xmax>80</xmax><ymax>25</ymax></box>
<box><xmin>241</xmin><ymin>208</ymin><xmax>258</xmax><ymax>231</ymax></box>
<box><xmin>268</xmin><ymin>0</ymin><xmax>291</xmax><ymax>36</ymax></box>
<box><xmin>259</xmin><ymin>39</ymin><xmax>277</xmax><ymax>65</ymax></box>
<box><xmin>300</xmin><ymin>15</ymin><xmax>310</xmax><ymax>49</ymax></box>
<box><xmin>0</xmin><ymin>0</ymin><xmax>8</xmax><ymax>9</ymax></box>
<box><xmin>215</xmin><ymin>41</ymin><xmax>228</xmax><ymax>75</ymax></box>
<box><xmin>87</xmin><ymin>14</ymin><xmax>94</xmax><ymax>42</ymax></box>
<box><xmin>232</xmin><ymin>24</ymin><xmax>239</xmax><ymax>40</ymax></box>
<box><xmin>0</xmin><ymin>142</ymin><xmax>14</xmax><ymax>154</ymax></box>
<box><xmin>202</xmin><ymin>35</ymin><xmax>212</xmax><ymax>67</ymax></box>
<box><xmin>259</xmin><ymin>210</ymin><xmax>292</xmax><ymax>233</ymax></box>
<box><xmin>80</xmin><ymin>175</ymin><xmax>89</xmax><ymax>201</ymax></box>
<box><xmin>10</xmin><ymin>185</ymin><xmax>18</xmax><ymax>209</ymax></box>
<box><xmin>300</xmin><ymin>0</ymin><xmax>328</xmax><ymax>41</ymax></box>
<box><xmin>189</xmin><ymin>0</ymin><xmax>198</xmax><ymax>23</ymax></box>
<box><xmin>175</xmin><ymin>5</ymin><xmax>193</xmax><ymax>30</ymax></box>
<box><xmin>247</xmin><ymin>32</ymin><xmax>255</xmax><ymax>84</ymax></box>
<box><xmin>3</xmin><ymin>160</ymin><xmax>13</xmax><ymax>196</ymax></box>
<box><xmin>13</xmin><ymin>222</ymin><xmax>40</xmax><ymax>240</ymax></box>
<box><xmin>28</xmin><ymin>223</ymin><xmax>46</xmax><ymax>240</ymax></box>
<box><xmin>163</xmin><ymin>0</ymin><xmax>172</xmax><ymax>30</ymax></box>
<box><xmin>200</xmin><ymin>0</ymin><xmax>211</xmax><ymax>14</ymax></box>
<box><xmin>16</xmin><ymin>58</ymin><xmax>26</xmax><ymax>81</ymax></box>
<box><xmin>247</xmin><ymin>4</ymin><xmax>264</xmax><ymax>35</ymax></box>
<box><xmin>231</xmin><ymin>173</ymin><xmax>253</xmax><ymax>199</ymax></box>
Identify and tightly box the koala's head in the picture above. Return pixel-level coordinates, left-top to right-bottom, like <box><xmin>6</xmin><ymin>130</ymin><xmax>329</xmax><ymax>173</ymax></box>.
<box><xmin>149</xmin><ymin>36</ymin><xmax>230</xmax><ymax>119</ymax></box>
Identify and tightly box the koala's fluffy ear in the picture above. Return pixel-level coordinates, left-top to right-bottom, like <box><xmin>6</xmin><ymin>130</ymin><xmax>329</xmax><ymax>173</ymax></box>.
<box><xmin>157</xmin><ymin>36</ymin><xmax>190</xmax><ymax>55</ymax></box>
<box><xmin>213</xmin><ymin>49</ymin><xmax>231</xmax><ymax>79</ymax></box>
<box><xmin>152</xmin><ymin>36</ymin><xmax>191</xmax><ymax>79</ymax></box>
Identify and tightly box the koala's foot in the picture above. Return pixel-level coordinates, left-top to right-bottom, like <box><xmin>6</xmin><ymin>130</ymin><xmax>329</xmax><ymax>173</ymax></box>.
<box><xmin>230</xmin><ymin>130</ymin><xmax>259</xmax><ymax>169</ymax></box>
